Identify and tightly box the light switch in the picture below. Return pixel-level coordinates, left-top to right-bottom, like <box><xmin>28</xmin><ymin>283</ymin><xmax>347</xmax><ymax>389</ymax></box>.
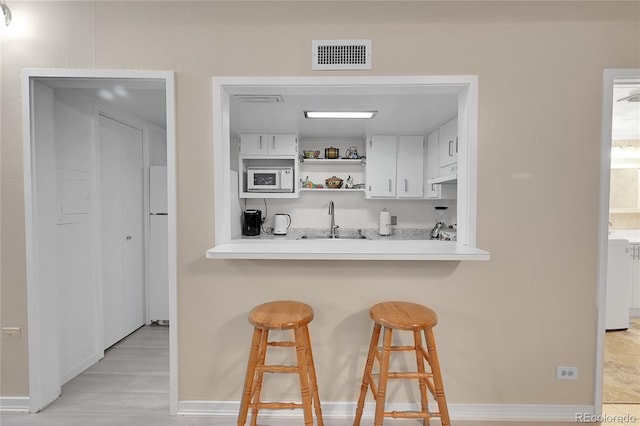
<box><xmin>2</xmin><ymin>327</ymin><xmax>22</xmax><ymax>339</ymax></box>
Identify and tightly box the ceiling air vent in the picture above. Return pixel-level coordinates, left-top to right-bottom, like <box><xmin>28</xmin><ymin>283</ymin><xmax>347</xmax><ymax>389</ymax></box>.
<box><xmin>312</xmin><ymin>39</ymin><xmax>372</xmax><ymax>71</ymax></box>
<box><xmin>234</xmin><ymin>95</ymin><xmax>284</xmax><ymax>103</ymax></box>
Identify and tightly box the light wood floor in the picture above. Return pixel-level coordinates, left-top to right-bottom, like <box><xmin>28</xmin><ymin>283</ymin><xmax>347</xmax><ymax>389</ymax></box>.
<box><xmin>1</xmin><ymin>324</ymin><xmax>638</xmax><ymax>425</ymax></box>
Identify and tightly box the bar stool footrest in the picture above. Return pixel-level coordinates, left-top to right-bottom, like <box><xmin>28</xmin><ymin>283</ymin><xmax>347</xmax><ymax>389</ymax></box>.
<box><xmin>385</xmin><ymin>410</ymin><xmax>430</xmax><ymax>419</ymax></box>
<box><xmin>258</xmin><ymin>365</ymin><xmax>299</xmax><ymax>373</ymax></box>
<box><xmin>250</xmin><ymin>402</ymin><xmax>303</xmax><ymax>410</ymax></box>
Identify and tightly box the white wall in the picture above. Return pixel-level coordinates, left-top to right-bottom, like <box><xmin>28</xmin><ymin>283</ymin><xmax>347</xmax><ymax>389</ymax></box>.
<box><xmin>52</xmin><ymin>89</ymin><xmax>101</xmax><ymax>383</ymax></box>
<box><xmin>149</xmin><ymin>125</ymin><xmax>167</xmax><ymax>167</ymax></box>
<box><xmin>31</xmin><ymin>80</ymin><xmax>62</xmax><ymax>404</ymax></box>
<box><xmin>3</xmin><ymin>1</ymin><xmax>640</xmax><ymax>416</ymax></box>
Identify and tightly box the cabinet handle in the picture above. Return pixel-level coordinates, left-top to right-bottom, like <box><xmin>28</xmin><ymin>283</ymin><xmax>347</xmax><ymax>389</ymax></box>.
<box><xmin>456</xmin><ymin>136</ymin><xmax>459</xmax><ymax>153</ymax></box>
<box><xmin>404</xmin><ymin>178</ymin><xmax>408</xmax><ymax>192</ymax></box>
<box><xmin>259</xmin><ymin>135</ymin><xmax>263</xmax><ymax>149</ymax></box>
<box><xmin>388</xmin><ymin>179</ymin><xmax>392</xmax><ymax>192</ymax></box>
<box><xmin>272</xmin><ymin>136</ymin><xmax>276</xmax><ymax>149</ymax></box>
<box><xmin>369</xmin><ymin>139</ymin><xmax>372</xmax><ymax>148</ymax></box>
<box><xmin>449</xmin><ymin>140</ymin><xmax>453</xmax><ymax>157</ymax></box>
<box><xmin>431</xmin><ymin>183</ymin><xmax>435</xmax><ymax>192</ymax></box>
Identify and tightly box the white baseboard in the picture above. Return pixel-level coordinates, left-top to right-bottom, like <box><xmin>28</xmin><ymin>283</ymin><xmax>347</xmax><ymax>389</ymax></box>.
<box><xmin>0</xmin><ymin>397</ymin><xmax>30</xmax><ymax>413</ymax></box>
<box><xmin>60</xmin><ymin>353</ymin><xmax>102</xmax><ymax>385</ymax></box>
<box><xmin>178</xmin><ymin>400</ymin><xmax>595</xmax><ymax>421</ymax></box>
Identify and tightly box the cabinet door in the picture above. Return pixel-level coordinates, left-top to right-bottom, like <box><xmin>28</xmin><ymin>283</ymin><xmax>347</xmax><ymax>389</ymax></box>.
<box><xmin>366</xmin><ymin>135</ymin><xmax>397</xmax><ymax>198</ymax></box>
<box><xmin>397</xmin><ymin>135</ymin><xmax>424</xmax><ymax>198</ymax></box>
<box><xmin>425</xmin><ymin>130</ymin><xmax>441</xmax><ymax>199</ymax></box>
<box><xmin>239</xmin><ymin>133</ymin><xmax>268</xmax><ymax>155</ymax></box>
<box><xmin>268</xmin><ymin>134</ymin><xmax>298</xmax><ymax>156</ymax></box>
<box><xmin>438</xmin><ymin>117</ymin><xmax>458</xmax><ymax>171</ymax></box>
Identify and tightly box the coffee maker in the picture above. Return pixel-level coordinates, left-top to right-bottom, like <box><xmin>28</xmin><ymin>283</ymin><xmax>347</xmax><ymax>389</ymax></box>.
<box><xmin>242</xmin><ymin>209</ymin><xmax>262</xmax><ymax>236</ymax></box>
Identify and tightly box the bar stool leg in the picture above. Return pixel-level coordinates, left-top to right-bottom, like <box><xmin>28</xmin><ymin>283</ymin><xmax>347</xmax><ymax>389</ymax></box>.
<box><xmin>249</xmin><ymin>330</ymin><xmax>269</xmax><ymax>426</ymax></box>
<box><xmin>374</xmin><ymin>327</ymin><xmax>393</xmax><ymax>426</ymax></box>
<box><xmin>238</xmin><ymin>328</ymin><xmax>263</xmax><ymax>426</ymax></box>
<box><xmin>413</xmin><ymin>330</ymin><xmax>430</xmax><ymax>426</ymax></box>
<box><xmin>424</xmin><ymin>328</ymin><xmax>450</xmax><ymax>426</ymax></box>
<box><xmin>294</xmin><ymin>327</ymin><xmax>314</xmax><ymax>426</ymax></box>
<box><xmin>301</xmin><ymin>325</ymin><xmax>324</xmax><ymax>426</ymax></box>
<box><xmin>353</xmin><ymin>323</ymin><xmax>382</xmax><ymax>426</ymax></box>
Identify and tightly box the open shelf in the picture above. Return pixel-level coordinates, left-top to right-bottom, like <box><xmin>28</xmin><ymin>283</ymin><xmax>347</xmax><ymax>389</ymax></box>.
<box><xmin>428</xmin><ymin>173</ymin><xmax>457</xmax><ymax>185</ymax></box>
<box><xmin>299</xmin><ymin>188</ymin><xmax>365</xmax><ymax>192</ymax></box>
<box><xmin>300</xmin><ymin>158</ymin><xmax>364</xmax><ymax>165</ymax></box>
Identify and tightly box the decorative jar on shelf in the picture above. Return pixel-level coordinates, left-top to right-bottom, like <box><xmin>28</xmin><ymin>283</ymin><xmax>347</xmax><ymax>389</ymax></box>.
<box><xmin>325</xmin><ymin>176</ymin><xmax>344</xmax><ymax>189</ymax></box>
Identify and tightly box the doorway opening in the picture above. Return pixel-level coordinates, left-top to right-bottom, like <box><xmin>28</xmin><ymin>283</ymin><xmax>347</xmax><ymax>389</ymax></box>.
<box><xmin>597</xmin><ymin>69</ymin><xmax>640</xmax><ymax>412</ymax></box>
<box><xmin>22</xmin><ymin>70</ymin><xmax>177</xmax><ymax>414</ymax></box>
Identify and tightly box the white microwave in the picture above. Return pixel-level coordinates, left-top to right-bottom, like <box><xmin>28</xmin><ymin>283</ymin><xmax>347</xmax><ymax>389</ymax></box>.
<box><xmin>247</xmin><ymin>167</ymin><xmax>294</xmax><ymax>192</ymax></box>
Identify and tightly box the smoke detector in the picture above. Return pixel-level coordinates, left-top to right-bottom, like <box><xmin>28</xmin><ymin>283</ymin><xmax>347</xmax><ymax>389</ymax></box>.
<box><xmin>312</xmin><ymin>39</ymin><xmax>372</xmax><ymax>71</ymax></box>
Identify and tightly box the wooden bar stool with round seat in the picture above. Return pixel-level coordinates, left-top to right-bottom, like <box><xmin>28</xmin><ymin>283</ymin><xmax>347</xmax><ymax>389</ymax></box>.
<box><xmin>353</xmin><ymin>301</ymin><xmax>450</xmax><ymax>426</ymax></box>
<box><xmin>238</xmin><ymin>300</ymin><xmax>324</xmax><ymax>426</ymax></box>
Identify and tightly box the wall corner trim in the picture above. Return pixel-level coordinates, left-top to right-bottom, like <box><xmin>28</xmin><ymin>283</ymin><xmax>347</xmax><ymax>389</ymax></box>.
<box><xmin>177</xmin><ymin>400</ymin><xmax>595</xmax><ymax>421</ymax></box>
<box><xmin>0</xmin><ymin>397</ymin><xmax>31</xmax><ymax>413</ymax></box>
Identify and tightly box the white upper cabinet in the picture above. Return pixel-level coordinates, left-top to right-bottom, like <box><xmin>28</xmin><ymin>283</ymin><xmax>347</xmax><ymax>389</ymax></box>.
<box><xmin>426</xmin><ymin>129</ymin><xmax>457</xmax><ymax>199</ymax></box>
<box><xmin>366</xmin><ymin>135</ymin><xmax>398</xmax><ymax>197</ymax></box>
<box><xmin>438</xmin><ymin>116</ymin><xmax>458</xmax><ymax>176</ymax></box>
<box><xmin>425</xmin><ymin>129</ymin><xmax>441</xmax><ymax>198</ymax></box>
<box><xmin>239</xmin><ymin>133</ymin><xmax>298</xmax><ymax>156</ymax></box>
<box><xmin>366</xmin><ymin>134</ymin><xmax>424</xmax><ymax>199</ymax></box>
<box><xmin>397</xmin><ymin>135</ymin><xmax>424</xmax><ymax>198</ymax></box>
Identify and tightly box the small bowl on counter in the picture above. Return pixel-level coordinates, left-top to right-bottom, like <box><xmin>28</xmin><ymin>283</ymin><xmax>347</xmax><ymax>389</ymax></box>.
<box><xmin>303</xmin><ymin>150</ymin><xmax>321</xmax><ymax>159</ymax></box>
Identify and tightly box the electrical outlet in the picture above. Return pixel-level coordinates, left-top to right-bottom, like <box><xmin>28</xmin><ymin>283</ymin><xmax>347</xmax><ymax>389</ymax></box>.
<box><xmin>2</xmin><ymin>327</ymin><xmax>22</xmax><ymax>339</ymax></box>
<box><xmin>556</xmin><ymin>366</ymin><xmax>578</xmax><ymax>380</ymax></box>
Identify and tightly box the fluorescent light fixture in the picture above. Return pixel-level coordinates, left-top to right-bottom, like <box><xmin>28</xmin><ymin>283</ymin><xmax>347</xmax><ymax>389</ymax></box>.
<box><xmin>304</xmin><ymin>111</ymin><xmax>377</xmax><ymax>119</ymax></box>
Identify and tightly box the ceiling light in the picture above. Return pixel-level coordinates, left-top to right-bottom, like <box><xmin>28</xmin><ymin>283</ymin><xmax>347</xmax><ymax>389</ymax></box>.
<box><xmin>304</xmin><ymin>111</ymin><xmax>377</xmax><ymax>119</ymax></box>
<box><xmin>1</xmin><ymin>2</ymin><xmax>11</xmax><ymax>27</ymax></box>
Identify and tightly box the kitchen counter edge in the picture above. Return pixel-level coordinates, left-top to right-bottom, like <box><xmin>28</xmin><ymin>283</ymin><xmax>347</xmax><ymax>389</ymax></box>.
<box><xmin>205</xmin><ymin>240</ymin><xmax>490</xmax><ymax>261</ymax></box>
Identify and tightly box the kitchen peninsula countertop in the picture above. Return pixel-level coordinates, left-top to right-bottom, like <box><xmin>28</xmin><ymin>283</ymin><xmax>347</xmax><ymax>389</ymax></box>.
<box><xmin>206</xmin><ymin>228</ymin><xmax>490</xmax><ymax>260</ymax></box>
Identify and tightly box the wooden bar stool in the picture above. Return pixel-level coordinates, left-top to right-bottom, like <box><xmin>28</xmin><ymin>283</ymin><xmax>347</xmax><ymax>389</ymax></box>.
<box><xmin>353</xmin><ymin>301</ymin><xmax>450</xmax><ymax>426</ymax></box>
<box><xmin>238</xmin><ymin>300</ymin><xmax>324</xmax><ymax>426</ymax></box>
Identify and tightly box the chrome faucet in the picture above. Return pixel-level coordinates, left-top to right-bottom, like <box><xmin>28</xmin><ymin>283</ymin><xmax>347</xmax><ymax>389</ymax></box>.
<box><xmin>328</xmin><ymin>200</ymin><xmax>339</xmax><ymax>238</ymax></box>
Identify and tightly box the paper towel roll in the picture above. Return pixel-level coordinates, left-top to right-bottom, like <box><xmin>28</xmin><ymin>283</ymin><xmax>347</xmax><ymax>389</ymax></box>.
<box><xmin>379</xmin><ymin>210</ymin><xmax>391</xmax><ymax>225</ymax></box>
<box><xmin>379</xmin><ymin>210</ymin><xmax>391</xmax><ymax>235</ymax></box>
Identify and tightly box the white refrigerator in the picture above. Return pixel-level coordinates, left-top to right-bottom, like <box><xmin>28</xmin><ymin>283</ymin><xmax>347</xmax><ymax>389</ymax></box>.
<box><xmin>606</xmin><ymin>239</ymin><xmax>632</xmax><ymax>331</ymax></box>
<box><xmin>149</xmin><ymin>166</ymin><xmax>169</xmax><ymax>322</ymax></box>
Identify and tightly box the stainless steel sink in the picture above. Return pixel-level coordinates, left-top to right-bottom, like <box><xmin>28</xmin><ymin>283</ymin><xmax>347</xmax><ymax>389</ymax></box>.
<box><xmin>298</xmin><ymin>233</ymin><xmax>368</xmax><ymax>240</ymax></box>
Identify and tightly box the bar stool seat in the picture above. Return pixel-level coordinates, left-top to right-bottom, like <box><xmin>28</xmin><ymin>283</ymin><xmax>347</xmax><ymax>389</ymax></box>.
<box><xmin>353</xmin><ymin>301</ymin><xmax>450</xmax><ymax>426</ymax></box>
<box><xmin>238</xmin><ymin>300</ymin><xmax>324</xmax><ymax>426</ymax></box>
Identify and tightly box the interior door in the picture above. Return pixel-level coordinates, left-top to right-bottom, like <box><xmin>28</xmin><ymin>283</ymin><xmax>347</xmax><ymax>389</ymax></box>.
<box><xmin>99</xmin><ymin>114</ymin><xmax>145</xmax><ymax>349</ymax></box>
